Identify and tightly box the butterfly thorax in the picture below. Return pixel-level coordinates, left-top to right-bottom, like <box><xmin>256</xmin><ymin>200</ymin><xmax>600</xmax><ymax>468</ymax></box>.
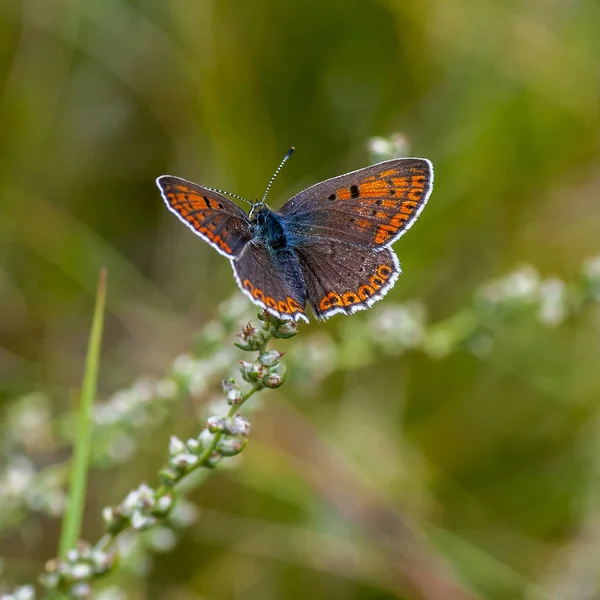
<box><xmin>250</xmin><ymin>206</ymin><xmax>288</xmax><ymax>252</ymax></box>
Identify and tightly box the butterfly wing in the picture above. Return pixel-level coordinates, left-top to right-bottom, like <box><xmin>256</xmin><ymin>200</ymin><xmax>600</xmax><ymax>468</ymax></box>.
<box><xmin>293</xmin><ymin>240</ymin><xmax>400</xmax><ymax>320</ymax></box>
<box><xmin>157</xmin><ymin>175</ymin><xmax>252</xmax><ymax>258</ymax></box>
<box><xmin>232</xmin><ymin>242</ymin><xmax>309</xmax><ymax>322</ymax></box>
<box><xmin>280</xmin><ymin>158</ymin><xmax>433</xmax><ymax>249</ymax></box>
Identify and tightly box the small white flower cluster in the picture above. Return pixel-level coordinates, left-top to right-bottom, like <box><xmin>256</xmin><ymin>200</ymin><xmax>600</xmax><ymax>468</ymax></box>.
<box><xmin>94</xmin><ymin>587</ymin><xmax>128</xmax><ymax>600</ymax></box>
<box><xmin>478</xmin><ymin>265</ymin><xmax>541</xmax><ymax>308</ymax></box>
<box><xmin>582</xmin><ymin>255</ymin><xmax>600</xmax><ymax>301</ymax></box>
<box><xmin>163</xmin><ymin>412</ymin><xmax>252</xmax><ymax>480</ymax></box>
<box><xmin>0</xmin><ymin>456</ymin><xmax>66</xmax><ymax>531</ymax></box>
<box><xmin>40</xmin><ymin>542</ymin><xmax>115</xmax><ymax>598</ymax></box>
<box><xmin>172</xmin><ymin>349</ymin><xmax>235</xmax><ymax>398</ymax></box>
<box><xmin>94</xmin><ymin>378</ymin><xmax>175</xmax><ymax>427</ymax></box>
<box><xmin>2</xmin><ymin>393</ymin><xmax>52</xmax><ymax>453</ymax></box>
<box><xmin>221</xmin><ymin>379</ymin><xmax>243</xmax><ymax>405</ymax></box>
<box><xmin>86</xmin><ymin>376</ymin><xmax>177</xmax><ymax>468</ymax></box>
<box><xmin>207</xmin><ymin>414</ymin><xmax>251</xmax><ymax>436</ymax></box>
<box><xmin>369</xmin><ymin>301</ymin><xmax>427</xmax><ymax>353</ymax></box>
<box><xmin>103</xmin><ymin>483</ymin><xmax>174</xmax><ymax>533</ymax></box>
<box><xmin>239</xmin><ymin>350</ymin><xmax>285</xmax><ymax>389</ymax></box>
<box><xmin>367</xmin><ymin>133</ymin><xmax>411</xmax><ymax>162</ymax></box>
<box><xmin>0</xmin><ymin>585</ymin><xmax>35</xmax><ymax>600</ymax></box>
<box><xmin>167</xmin><ymin>434</ymin><xmax>208</xmax><ymax>472</ymax></box>
<box><xmin>87</xmin><ymin>343</ymin><xmax>240</xmax><ymax>470</ymax></box>
<box><xmin>295</xmin><ymin>258</ymin><xmax>600</xmax><ymax>366</ymax></box>
<box><xmin>477</xmin><ymin>265</ymin><xmax>569</xmax><ymax>327</ymax></box>
<box><xmin>86</xmin><ymin>296</ymin><xmax>253</xmax><ymax>469</ymax></box>
<box><xmin>538</xmin><ymin>278</ymin><xmax>567</xmax><ymax>327</ymax></box>
<box><xmin>0</xmin><ymin>394</ymin><xmax>66</xmax><ymax>528</ymax></box>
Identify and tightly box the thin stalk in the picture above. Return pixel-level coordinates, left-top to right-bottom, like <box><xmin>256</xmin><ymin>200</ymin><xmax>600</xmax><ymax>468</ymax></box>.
<box><xmin>59</xmin><ymin>269</ymin><xmax>107</xmax><ymax>556</ymax></box>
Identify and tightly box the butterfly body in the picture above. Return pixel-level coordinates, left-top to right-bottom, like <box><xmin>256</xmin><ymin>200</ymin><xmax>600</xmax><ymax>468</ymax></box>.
<box><xmin>250</xmin><ymin>206</ymin><xmax>290</xmax><ymax>252</ymax></box>
<box><xmin>157</xmin><ymin>157</ymin><xmax>433</xmax><ymax>322</ymax></box>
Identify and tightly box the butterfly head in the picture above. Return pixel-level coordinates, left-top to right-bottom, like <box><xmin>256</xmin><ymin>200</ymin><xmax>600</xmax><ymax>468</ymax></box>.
<box><xmin>248</xmin><ymin>200</ymin><xmax>268</xmax><ymax>223</ymax></box>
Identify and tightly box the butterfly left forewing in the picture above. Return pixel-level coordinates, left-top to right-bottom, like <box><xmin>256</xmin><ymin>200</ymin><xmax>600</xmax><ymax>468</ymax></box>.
<box><xmin>157</xmin><ymin>175</ymin><xmax>252</xmax><ymax>258</ymax></box>
<box><xmin>281</xmin><ymin>158</ymin><xmax>433</xmax><ymax>249</ymax></box>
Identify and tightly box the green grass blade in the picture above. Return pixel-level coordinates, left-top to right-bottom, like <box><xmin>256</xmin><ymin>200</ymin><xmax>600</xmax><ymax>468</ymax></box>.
<box><xmin>59</xmin><ymin>268</ymin><xmax>107</xmax><ymax>556</ymax></box>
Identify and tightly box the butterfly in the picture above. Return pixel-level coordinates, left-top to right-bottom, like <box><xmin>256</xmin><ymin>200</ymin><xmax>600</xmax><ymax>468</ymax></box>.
<box><xmin>156</xmin><ymin>150</ymin><xmax>433</xmax><ymax>323</ymax></box>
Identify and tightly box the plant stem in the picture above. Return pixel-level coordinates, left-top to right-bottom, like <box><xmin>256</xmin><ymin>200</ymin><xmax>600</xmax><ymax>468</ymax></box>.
<box><xmin>59</xmin><ymin>269</ymin><xmax>107</xmax><ymax>556</ymax></box>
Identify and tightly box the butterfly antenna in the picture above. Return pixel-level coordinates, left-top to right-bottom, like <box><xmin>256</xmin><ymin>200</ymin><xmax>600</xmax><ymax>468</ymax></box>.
<box><xmin>204</xmin><ymin>186</ymin><xmax>253</xmax><ymax>206</ymax></box>
<box><xmin>260</xmin><ymin>146</ymin><xmax>295</xmax><ymax>205</ymax></box>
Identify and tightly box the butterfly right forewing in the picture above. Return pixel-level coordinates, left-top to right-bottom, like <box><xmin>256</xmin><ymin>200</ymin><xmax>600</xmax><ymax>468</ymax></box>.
<box><xmin>280</xmin><ymin>158</ymin><xmax>433</xmax><ymax>249</ymax></box>
<box><xmin>157</xmin><ymin>175</ymin><xmax>252</xmax><ymax>258</ymax></box>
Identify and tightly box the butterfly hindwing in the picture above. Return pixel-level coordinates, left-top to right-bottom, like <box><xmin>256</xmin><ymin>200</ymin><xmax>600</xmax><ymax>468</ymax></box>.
<box><xmin>280</xmin><ymin>158</ymin><xmax>433</xmax><ymax>249</ymax></box>
<box><xmin>232</xmin><ymin>242</ymin><xmax>309</xmax><ymax>323</ymax></box>
<box><xmin>293</xmin><ymin>240</ymin><xmax>400</xmax><ymax>320</ymax></box>
<box><xmin>157</xmin><ymin>175</ymin><xmax>252</xmax><ymax>258</ymax></box>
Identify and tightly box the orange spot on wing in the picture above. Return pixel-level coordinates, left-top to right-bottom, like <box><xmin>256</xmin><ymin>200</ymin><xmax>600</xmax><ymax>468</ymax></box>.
<box><xmin>358</xmin><ymin>285</ymin><xmax>375</xmax><ymax>300</ymax></box>
<box><xmin>411</xmin><ymin>175</ymin><xmax>426</xmax><ymax>188</ymax></box>
<box><xmin>166</xmin><ymin>191</ymin><xmax>234</xmax><ymax>254</ymax></box>
<box><xmin>355</xmin><ymin>219</ymin><xmax>371</xmax><ymax>230</ymax></box>
<box><xmin>370</xmin><ymin>274</ymin><xmax>384</xmax><ymax>290</ymax></box>
<box><xmin>287</xmin><ymin>297</ymin><xmax>305</xmax><ymax>314</ymax></box>
<box><xmin>190</xmin><ymin>197</ymin><xmax>208</xmax><ymax>210</ymax></box>
<box><xmin>246</xmin><ymin>292</ymin><xmax>304</xmax><ymax>315</ymax></box>
<box><xmin>391</xmin><ymin>176</ymin><xmax>409</xmax><ymax>188</ymax></box>
<box><xmin>382</xmin><ymin>200</ymin><xmax>396</xmax><ymax>208</ymax></box>
<box><xmin>377</xmin><ymin>264</ymin><xmax>392</xmax><ymax>279</ymax></box>
<box><xmin>375</xmin><ymin>224</ymin><xmax>397</xmax><ymax>244</ymax></box>
<box><xmin>380</xmin><ymin>169</ymin><xmax>398</xmax><ymax>177</ymax></box>
<box><xmin>318</xmin><ymin>262</ymin><xmax>395</xmax><ymax>314</ymax></box>
<box><xmin>336</xmin><ymin>188</ymin><xmax>351</xmax><ymax>200</ymax></box>
<box><xmin>360</xmin><ymin>181</ymin><xmax>388</xmax><ymax>196</ymax></box>
<box><xmin>319</xmin><ymin>292</ymin><xmax>342</xmax><ymax>311</ymax></box>
<box><xmin>342</xmin><ymin>292</ymin><xmax>359</xmax><ymax>306</ymax></box>
<box><xmin>390</xmin><ymin>213</ymin><xmax>409</xmax><ymax>228</ymax></box>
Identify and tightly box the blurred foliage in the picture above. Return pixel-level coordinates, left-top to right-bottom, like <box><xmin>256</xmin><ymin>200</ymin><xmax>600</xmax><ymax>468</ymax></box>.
<box><xmin>1</xmin><ymin>0</ymin><xmax>600</xmax><ymax>599</ymax></box>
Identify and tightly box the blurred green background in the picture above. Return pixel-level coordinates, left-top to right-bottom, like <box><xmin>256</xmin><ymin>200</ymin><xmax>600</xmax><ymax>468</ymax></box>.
<box><xmin>1</xmin><ymin>0</ymin><xmax>600</xmax><ymax>598</ymax></box>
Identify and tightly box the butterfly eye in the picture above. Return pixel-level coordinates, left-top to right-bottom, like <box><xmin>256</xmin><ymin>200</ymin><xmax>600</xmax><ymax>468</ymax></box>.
<box><xmin>250</xmin><ymin>205</ymin><xmax>267</xmax><ymax>224</ymax></box>
<box><xmin>249</xmin><ymin>204</ymin><xmax>259</xmax><ymax>222</ymax></box>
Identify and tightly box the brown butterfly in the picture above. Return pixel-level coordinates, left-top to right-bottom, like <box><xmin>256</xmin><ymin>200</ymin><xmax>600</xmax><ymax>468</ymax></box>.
<box><xmin>157</xmin><ymin>151</ymin><xmax>433</xmax><ymax>322</ymax></box>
